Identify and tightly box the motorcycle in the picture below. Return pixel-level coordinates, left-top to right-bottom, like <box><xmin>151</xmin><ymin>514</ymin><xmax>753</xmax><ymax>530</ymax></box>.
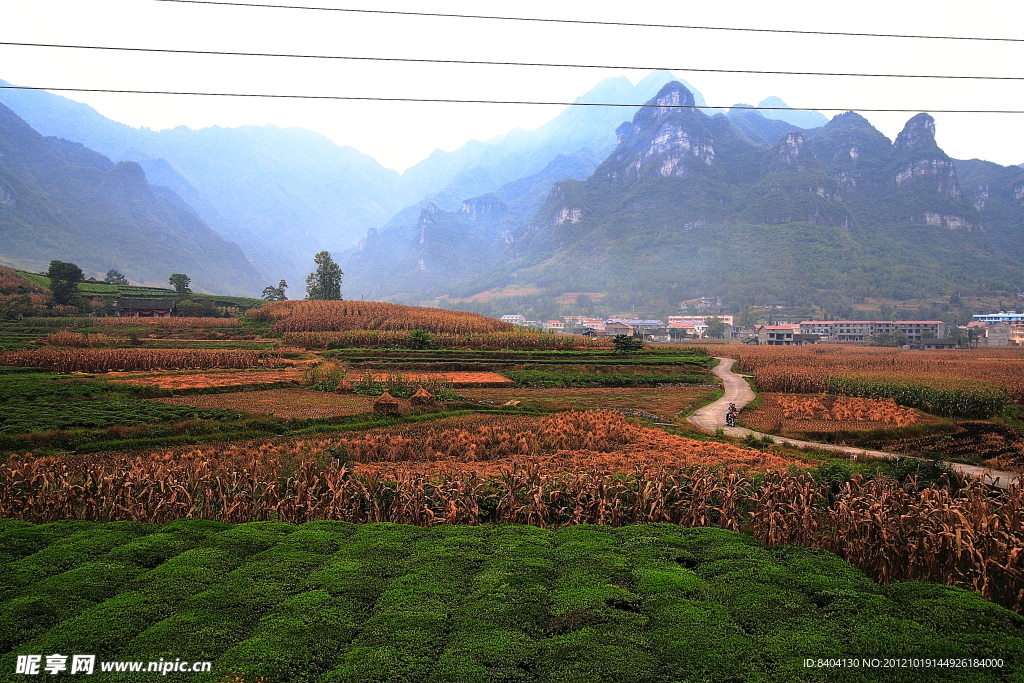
<box><xmin>725</xmin><ymin>410</ymin><xmax>737</xmax><ymax>427</ymax></box>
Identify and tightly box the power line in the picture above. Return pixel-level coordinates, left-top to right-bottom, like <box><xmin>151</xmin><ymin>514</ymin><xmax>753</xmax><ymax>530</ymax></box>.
<box><xmin>2</xmin><ymin>40</ymin><xmax>1021</xmax><ymax>82</ymax></box>
<box><xmin>153</xmin><ymin>0</ymin><xmax>1024</xmax><ymax>43</ymax></box>
<box><xmin>3</xmin><ymin>83</ymin><xmax>1024</xmax><ymax>114</ymax></box>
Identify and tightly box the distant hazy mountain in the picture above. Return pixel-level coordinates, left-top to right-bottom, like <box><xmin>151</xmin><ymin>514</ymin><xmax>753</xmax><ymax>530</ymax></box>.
<box><xmin>356</xmin><ymin>83</ymin><xmax>1023</xmax><ymax>310</ymax></box>
<box><xmin>0</xmin><ymin>75</ymin><xmax>834</xmax><ymax>294</ymax></box>
<box><xmin>344</xmin><ymin>149</ymin><xmax>602</xmax><ymax>299</ymax></box>
<box><xmin>0</xmin><ymin>80</ymin><xmax>404</xmax><ymax>285</ymax></box>
<box><xmin>756</xmin><ymin>97</ymin><xmax>830</xmax><ymax>129</ymax></box>
<box><xmin>0</xmin><ymin>103</ymin><xmax>264</xmax><ymax>295</ymax></box>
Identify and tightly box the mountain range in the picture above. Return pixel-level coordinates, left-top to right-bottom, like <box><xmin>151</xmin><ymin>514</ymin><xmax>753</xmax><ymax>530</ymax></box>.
<box><xmin>1</xmin><ymin>75</ymin><xmax>1020</xmax><ymax>309</ymax></box>
<box><xmin>0</xmin><ymin>102</ymin><xmax>264</xmax><ymax>293</ymax></box>
<box><xmin>344</xmin><ymin>82</ymin><xmax>1024</xmax><ymax>314</ymax></box>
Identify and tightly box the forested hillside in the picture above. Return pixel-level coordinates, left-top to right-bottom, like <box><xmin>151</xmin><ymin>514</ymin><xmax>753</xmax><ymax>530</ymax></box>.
<box><xmin>0</xmin><ymin>103</ymin><xmax>265</xmax><ymax>295</ymax></box>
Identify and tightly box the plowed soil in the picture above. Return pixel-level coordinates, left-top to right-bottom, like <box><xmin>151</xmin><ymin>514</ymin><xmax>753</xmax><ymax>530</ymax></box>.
<box><xmin>152</xmin><ymin>388</ymin><xmax>375</xmax><ymax>418</ymax></box>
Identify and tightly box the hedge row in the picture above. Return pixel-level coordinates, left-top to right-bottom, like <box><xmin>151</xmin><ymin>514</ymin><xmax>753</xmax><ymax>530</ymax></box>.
<box><xmin>0</xmin><ymin>522</ymin><xmax>1021</xmax><ymax>681</ymax></box>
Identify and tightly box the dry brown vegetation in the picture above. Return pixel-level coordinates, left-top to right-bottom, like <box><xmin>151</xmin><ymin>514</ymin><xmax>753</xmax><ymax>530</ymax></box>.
<box><xmin>2</xmin><ymin>415</ymin><xmax>1022</xmax><ymax>609</ymax></box>
<box><xmin>723</xmin><ymin>346</ymin><xmax>1024</xmax><ymax>402</ymax></box>
<box><xmin>249</xmin><ymin>300</ymin><xmax>514</xmax><ymax>334</ymax></box>
<box><xmin>283</xmin><ymin>330</ymin><xmax>612</xmax><ymax>350</ymax></box>
<box><xmin>44</xmin><ymin>331</ymin><xmax>119</xmax><ymax>347</ymax></box>
<box><xmin>91</xmin><ymin>316</ymin><xmax>241</xmax><ymax>328</ymax></box>
<box><xmin>154</xmin><ymin>388</ymin><xmax>373</xmax><ymax>418</ymax></box>
<box><xmin>0</xmin><ymin>348</ymin><xmax>284</xmax><ymax>373</ymax></box>
<box><xmin>114</xmin><ymin>369</ymin><xmax>303</xmax><ymax>390</ymax></box>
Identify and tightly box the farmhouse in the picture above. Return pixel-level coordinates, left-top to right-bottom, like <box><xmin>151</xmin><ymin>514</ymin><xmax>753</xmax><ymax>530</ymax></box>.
<box><xmin>116</xmin><ymin>298</ymin><xmax>175</xmax><ymax>318</ymax></box>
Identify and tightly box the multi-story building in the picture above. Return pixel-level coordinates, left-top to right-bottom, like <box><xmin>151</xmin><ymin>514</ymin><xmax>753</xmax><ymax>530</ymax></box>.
<box><xmin>758</xmin><ymin>324</ymin><xmax>801</xmax><ymax>345</ymax></box>
<box><xmin>798</xmin><ymin>320</ymin><xmax>946</xmax><ymax>342</ymax></box>
<box><xmin>668</xmin><ymin>315</ymin><xmax>735</xmax><ymax>326</ymax></box>
<box><xmin>500</xmin><ymin>314</ymin><xmax>526</xmax><ymax>325</ymax></box>
<box><xmin>972</xmin><ymin>311</ymin><xmax>1024</xmax><ymax>324</ymax></box>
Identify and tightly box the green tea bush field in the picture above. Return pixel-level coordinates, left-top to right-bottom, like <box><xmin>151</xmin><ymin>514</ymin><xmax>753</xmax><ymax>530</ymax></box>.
<box><xmin>0</xmin><ymin>522</ymin><xmax>1020</xmax><ymax>682</ymax></box>
<box><xmin>504</xmin><ymin>370</ymin><xmax>713</xmax><ymax>388</ymax></box>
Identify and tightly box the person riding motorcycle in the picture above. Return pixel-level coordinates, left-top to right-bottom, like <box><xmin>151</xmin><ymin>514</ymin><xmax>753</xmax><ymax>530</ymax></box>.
<box><xmin>725</xmin><ymin>402</ymin><xmax>738</xmax><ymax>427</ymax></box>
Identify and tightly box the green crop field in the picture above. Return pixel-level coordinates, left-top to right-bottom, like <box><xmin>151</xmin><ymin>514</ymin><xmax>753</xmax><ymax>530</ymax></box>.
<box><xmin>0</xmin><ymin>522</ymin><xmax>1020</xmax><ymax>682</ymax></box>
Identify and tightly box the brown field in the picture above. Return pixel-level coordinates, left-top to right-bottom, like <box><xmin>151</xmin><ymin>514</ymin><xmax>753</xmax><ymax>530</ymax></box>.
<box><xmin>154</xmin><ymin>388</ymin><xmax>374</xmax><ymax>418</ymax></box>
<box><xmin>90</xmin><ymin>317</ymin><xmax>241</xmax><ymax>328</ymax></box>
<box><xmin>283</xmin><ymin>330</ymin><xmax>613</xmax><ymax>350</ymax></box>
<box><xmin>722</xmin><ymin>345</ymin><xmax>1024</xmax><ymax>401</ymax></box>
<box><xmin>360</xmin><ymin>371</ymin><xmax>511</xmax><ymax>386</ymax></box>
<box><xmin>248</xmin><ymin>299</ymin><xmax>514</xmax><ymax>334</ymax></box>
<box><xmin>458</xmin><ymin>385</ymin><xmax>719</xmax><ymax>421</ymax></box>
<box><xmin>741</xmin><ymin>393</ymin><xmax>925</xmax><ymax>434</ymax></box>
<box><xmin>345</xmin><ymin>412</ymin><xmax>810</xmax><ymax>478</ymax></box>
<box><xmin>0</xmin><ymin>348</ymin><xmax>284</xmax><ymax>373</ymax></box>
<box><xmin>115</xmin><ymin>369</ymin><xmax>304</xmax><ymax>390</ymax></box>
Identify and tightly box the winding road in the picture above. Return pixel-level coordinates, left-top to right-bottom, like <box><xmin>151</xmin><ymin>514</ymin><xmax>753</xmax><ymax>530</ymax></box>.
<box><xmin>687</xmin><ymin>358</ymin><xmax>1021</xmax><ymax>489</ymax></box>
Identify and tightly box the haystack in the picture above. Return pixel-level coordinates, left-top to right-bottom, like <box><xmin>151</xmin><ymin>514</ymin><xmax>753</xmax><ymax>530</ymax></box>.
<box><xmin>410</xmin><ymin>386</ymin><xmax>436</xmax><ymax>407</ymax></box>
<box><xmin>335</xmin><ymin>379</ymin><xmax>354</xmax><ymax>394</ymax></box>
<box><xmin>373</xmin><ymin>390</ymin><xmax>401</xmax><ymax>415</ymax></box>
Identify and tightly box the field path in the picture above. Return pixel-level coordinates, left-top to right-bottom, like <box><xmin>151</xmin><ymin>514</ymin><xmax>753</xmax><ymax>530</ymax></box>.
<box><xmin>688</xmin><ymin>357</ymin><xmax>1022</xmax><ymax>489</ymax></box>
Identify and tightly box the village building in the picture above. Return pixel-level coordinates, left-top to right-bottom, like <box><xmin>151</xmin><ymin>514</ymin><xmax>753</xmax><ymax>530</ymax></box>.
<box><xmin>757</xmin><ymin>324</ymin><xmax>801</xmax><ymax>345</ymax></box>
<box><xmin>116</xmin><ymin>298</ymin><xmax>175</xmax><ymax>318</ymax></box>
<box><xmin>798</xmin><ymin>320</ymin><xmax>946</xmax><ymax>342</ymax></box>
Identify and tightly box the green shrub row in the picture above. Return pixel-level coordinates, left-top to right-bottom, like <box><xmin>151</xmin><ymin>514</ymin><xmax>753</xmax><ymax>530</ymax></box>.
<box><xmin>1</xmin><ymin>523</ymin><xmax>1022</xmax><ymax>682</ymax></box>
<box><xmin>826</xmin><ymin>375</ymin><xmax>1008</xmax><ymax>418</ymax></box>
<box><xmin>505</xmin><ymin>371</ymin><xmax>713</xmax><ymax>388</ymax></box>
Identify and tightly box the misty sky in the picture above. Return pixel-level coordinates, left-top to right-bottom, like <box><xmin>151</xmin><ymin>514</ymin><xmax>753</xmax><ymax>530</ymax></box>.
<box><xmin>3</xmin><ymin>0</ymin><xmax>1023</xmax><ymax>171</ymax></box>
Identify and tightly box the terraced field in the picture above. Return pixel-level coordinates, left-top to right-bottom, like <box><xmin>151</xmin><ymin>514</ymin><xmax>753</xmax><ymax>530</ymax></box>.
<box><xmin>0</xmin><ymin>521</ymin><xmax>1020</xmax><ymax>683</ymax></box>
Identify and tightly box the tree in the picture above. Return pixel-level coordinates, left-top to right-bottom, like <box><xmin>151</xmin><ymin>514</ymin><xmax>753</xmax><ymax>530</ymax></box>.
<box><xmin>305</xmin><ymin>251</ymin><xmax>343</xmax><ymax>300</ymax></box>
<box><xmin>868</xmin><ymin>331</ymin><xmax>908</xmax><ymax>347</ymax></box>
<box><xmin>169</xmin><ymin>273</ymin><xmax>192</xmax><ymax>296</ymax></box>
<box><xmin>613</xmin><ymin>334</ymin><xmax>645</xmax><ymax>354</ymax></box>
<box><xmin>261</xmin><ymin>280</ymin><xmax>288</xmax><ymax>301</ymax></box>
<box><xmin>104</xmin><ymin>269</ymin><xmax>129</xmax><ymax>285</ymax></box>
<box><xmin>47</xmin><ymin>260</ymin><xmax>84</xmax><ymax>305</ymax></box>
<box><xmin>704</xmin><ymin>316</ymin><xmax>727</xmax><ymax>339</ymax></box>
<box><xmin>407</xmin><ymin>329</ymin><xmax>434</xmax><ymax>350</ymax></box>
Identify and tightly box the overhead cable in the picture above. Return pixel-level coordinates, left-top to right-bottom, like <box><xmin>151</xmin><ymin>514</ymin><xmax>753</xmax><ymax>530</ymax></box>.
<box><xmin>2</xmin><ymin>83</ymin><xmax>1023</xmax><ymax>114</ymax></box>
<box><xmin>153</xmin><ymin>0</ymin><xmax>1024</xmax><ymax>43</ymax></box>
<box><xmin>2</xmin><ymin>40</ymin><xmax>1021</xmax><ymax>81</ymax></box>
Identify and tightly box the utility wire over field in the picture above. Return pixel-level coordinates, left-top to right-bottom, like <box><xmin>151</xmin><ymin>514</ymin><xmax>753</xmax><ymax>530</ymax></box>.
<box><xmin>2</xmin><ymin>41</ymin><xmax>1021</xmax><ymax>81</ymax></box>
<box><xmin>154</xmin><ymin>0</ymin><xmax>1024</xmax><ymax>43</ymax></box>
<box><xmin>2</xmin><ymin>84</ymin><xmax>1024</xmax><ymax>114</ymax></box>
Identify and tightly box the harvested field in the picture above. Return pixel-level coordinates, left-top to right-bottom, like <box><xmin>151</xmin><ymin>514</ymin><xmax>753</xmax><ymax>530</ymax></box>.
<box><xmin>111</xmin><ymin>369</ymin><xmax>303</xmax><ymax>390</ymax></box>
<box><xmin>360</xmin><ymin>370</ymin><xmax>511</xmax><ymax>386</ymax></box>
<box><xmin>858</xmin><ymin>422</ymin><xmax>1024</xmax><ymax>473</ymax></box>
<box><xmin>154</xmin><ymin>388</ymin><xmax>374</xmax><ymax>418</ymax></box>
<box><xmin>741</xmin><ymin>393</ymin><xmax>927</xmax><ymax>434</ymax></box>
<box><xmin>458</xmin><ymin>385</ymin><xmax>720</xmax><ymax>421</ymax></box>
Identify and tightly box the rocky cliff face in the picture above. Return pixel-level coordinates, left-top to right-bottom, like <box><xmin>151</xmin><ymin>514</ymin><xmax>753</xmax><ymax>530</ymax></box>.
<box><xmin>743</xmin><ymin>132</ymin><xmax>851</xmax><ymax>229</ymax></box>
<box><xmin>888</xmin><ymin>113</ymin><xmax>979</xmax><ymax>231</ymax></box>
<box><xmin>345</xmin><ymin>81</ymin><xmax>1022</xmax><ymax>307</ymax></box>
<box><xmin>595</xmin><ymin>82</ymin><xmax>719</xmax><ymax>181</ymax></box>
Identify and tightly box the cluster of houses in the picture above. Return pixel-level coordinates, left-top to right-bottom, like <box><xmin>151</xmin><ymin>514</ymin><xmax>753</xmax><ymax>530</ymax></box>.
<box><xmin>499</xmin><ymin>314</ymin><xmax>735</xmax><ymax>342</ymax></box>
<box><xmin>500</xmin><ymin>311</ymin><xmax>1024</xmax><ymax>348</ymax></box>
<box><xmin>967</xmin><ymin>312</ymin><xmax>1024</xmax><ymax>346</ymax></box>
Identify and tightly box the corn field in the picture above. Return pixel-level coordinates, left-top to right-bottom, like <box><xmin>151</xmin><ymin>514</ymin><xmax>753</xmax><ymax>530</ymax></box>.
<box><xmin>0</xmin><ymin>348</ymin><xmax>283</xmax><ymax>373</ymax></box>
<box><xmin>91</xmin><ymin>316</ymin><xmax>242</xmax><ymax>328</ymax></box>
<box><xmin>283</xmin><ymin>330</ymin><xmax>613</xmax><ymax>350</ymax></box>
<box><xmin>44</xmin><ymin>331</ymin><xmax>117</xmax><ymax>348</ymax></box>
<box><xmin>1</xmin><ymin>448</ymin><xmax>1021</xmax><ymax>611</ymax></box>
<box><xmin>725</xmin><ymin>346</ymin><xmax>1024</xmax><ymax>403</ymax></box>
<box><xmin>248</xmin><ymin>300</ymin><xmax>514</xmax><ymax>334</ymax></box>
